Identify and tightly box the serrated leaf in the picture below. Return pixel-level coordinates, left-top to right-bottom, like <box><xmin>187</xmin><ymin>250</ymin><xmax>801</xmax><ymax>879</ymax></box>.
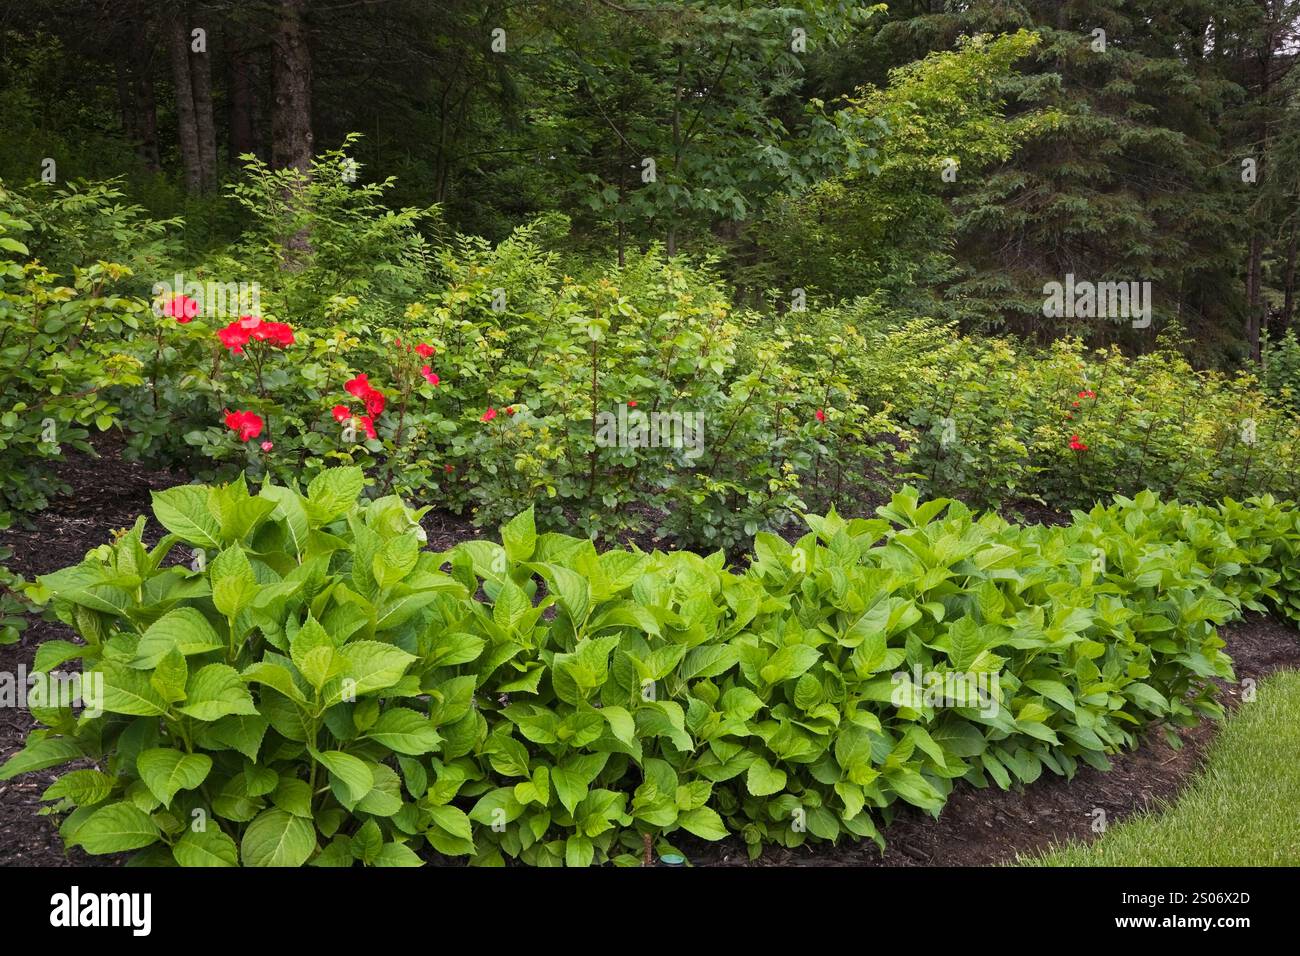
<box><xmin>745</xmin><ymin>757</ymin><xmax>788</xmax><ymax>797</ymax></box>
<box><xmin>178</xmin><ymin>664</ymin><xmax>258</xmax><ymax>721</ymax></box>
<box><xmin>137</xmin><ymin>748</ymin><xmax>213</xmax><ymax>806</ymax></box>
<box><xmin>364</xmin><ymin>708</ymin><xmax>442</xmax><ymax>755</ymax></box>
<box><xmin>677</xmin><ymin>807</ymin><xmax>728</xmax><ymax>840</ymax></box>
<box><xmin>174</xmin><ymin>826</ymin><xmax>239</xmax><ymax>866</ymax></box>
<box><xmin>74</xmin><ymin>802</ymin><xmax>160</xmax><ymax>854</ymax></box>
<box><xmin>241</xmin><ymin>808</ymin><xmax>316</xmax><ymax>867</ymax></box>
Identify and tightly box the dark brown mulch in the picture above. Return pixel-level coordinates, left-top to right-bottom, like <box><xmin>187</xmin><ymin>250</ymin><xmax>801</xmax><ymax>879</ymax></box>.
<box><xmin>2</xmin><ymin>442</ymin><xmax>1298</xmax><ymax>867</ymax></box>
<box><xmin>998</xmin><ymin>498</ymin><xmax>1076</xmax><ymax>527</ymax></box>
<box><xmin>0</xmin><ymin>439</ymin><xmax>187</xmax><ymax>866</ymax></box>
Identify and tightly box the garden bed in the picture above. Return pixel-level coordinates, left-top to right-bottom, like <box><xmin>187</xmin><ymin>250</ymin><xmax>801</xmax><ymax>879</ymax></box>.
<box><xmin>3</xmin><ymin>441</ymin><xmax>1296</xmax><ymax>867</ymax></box>
<box><xmin>687</xmin><ymin>613</ymin><xmax>1300</xmax><ymax>867</ymax></box>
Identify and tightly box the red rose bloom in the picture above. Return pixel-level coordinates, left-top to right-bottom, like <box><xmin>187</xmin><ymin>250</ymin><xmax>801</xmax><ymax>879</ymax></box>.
<box><xmin>482</xmin><ymin>407</ymin><xmax>498</xmax><ymax>423</ymax></box>
<box><xmin>344</xmin><ymin>372</ymin><xmax>385</xmax><ymax>415</ymax></box>
<box><xmin>250</xmin><ymin>320</ymin><xmax>294</xmax><ymax>347</ymax></box>
<box><xmin>164</xmin><ymin>294</ymin><xmax>200</xmax><ymax>322</ymax></box>
<box><xmin>415</xmin><ymin>343</ymin><xmax>435</xmax><ymax>358</ymax></box>
<box><xmin>223</xmin><ymin>409</ymin><xmax>264</xmax><ymax>442</ymax></box>
<box><xmin>218</xmin><ymin>322</ymin><xmax>252</xmax><ymax>354</ymax></box>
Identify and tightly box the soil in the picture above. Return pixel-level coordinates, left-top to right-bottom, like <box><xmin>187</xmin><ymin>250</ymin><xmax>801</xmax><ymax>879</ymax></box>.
<box><xmin>1</xmin><ymin>441</ymin><xmax>1296</xmax><ymax>866</ymax></box>
<box><xmin>0</xmin><ymin>439</ymin><xmax>186</xmax><ymax>866</ymax></box>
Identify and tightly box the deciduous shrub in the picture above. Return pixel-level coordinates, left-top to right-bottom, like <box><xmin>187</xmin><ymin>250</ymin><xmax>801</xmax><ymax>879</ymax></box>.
<box><xmin>0</xmin><ymin>182</ymin><xmax>149</xmax><ymax>521</ymax></box>
<box><xmin>9</xmin><ymin>165</ymin><xmax>1300</xmax><ymax>553</ymax></box>
<box><xmin>892</xmin><ymin>331</ymin><xmax>1300</xmax><ymax>510</ymax></box>
<box><xmin>114</xmin><ymin>212</ymin><xmax>898</xmax><ymax>551</ymax></box>
<box><xmin>1262</xmin><ymin>329</ymin><xmax>1300</xmax><ymax>411</ymax></box>
<box><xmin>4</xmin><ymin>471</ymin><xmax>1295</xmax><ymax>866</ymax></box>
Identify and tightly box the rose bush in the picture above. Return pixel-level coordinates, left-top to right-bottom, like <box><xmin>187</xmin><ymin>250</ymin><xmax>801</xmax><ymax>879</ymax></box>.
<box><xmin>6</xmin><ymin>164</ymin><xmax>1300</xmax><ymax>552</ymax></box>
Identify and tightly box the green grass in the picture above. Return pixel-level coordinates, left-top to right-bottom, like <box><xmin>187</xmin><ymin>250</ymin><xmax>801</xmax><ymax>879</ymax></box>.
<box><xmin>1024</xmin><ymin>670</ymin><xmax>1300</xmax><ymax>866</ymax></box>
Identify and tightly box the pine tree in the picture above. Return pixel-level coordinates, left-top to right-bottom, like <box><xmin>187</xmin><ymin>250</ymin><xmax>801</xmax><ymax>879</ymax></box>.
<box><xmin>894</xmin><ymin>0</ymin><xmax>1251</xmax><ymax>359</ymax></box>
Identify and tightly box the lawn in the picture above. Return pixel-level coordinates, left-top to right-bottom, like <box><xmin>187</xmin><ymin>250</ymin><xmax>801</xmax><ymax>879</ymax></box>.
<box><xmin>1025</xmin><ymin>670</ymin><xmax>1300</xmax><ymax>867</ymax></box>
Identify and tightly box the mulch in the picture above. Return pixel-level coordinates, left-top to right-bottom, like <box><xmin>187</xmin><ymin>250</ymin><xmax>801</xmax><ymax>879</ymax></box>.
<box><xmin>1</xmin><ymin>441</ymin><xmax>1296</xmax><ymax>866</ymax></box>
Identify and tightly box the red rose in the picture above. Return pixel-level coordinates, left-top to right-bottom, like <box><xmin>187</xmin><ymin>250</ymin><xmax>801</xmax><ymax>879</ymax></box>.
<box><xmin>218</xmin><ymin>321</ymin><xmax>252</xmax><ymax>354</ymax></box>
<box><xmin>345</xmin><ymin>373</ymin><xmax>371</xmax><ymax>398</ymax></box>
<box><xmin>251</xmin><ymin>320</ymin><xmax>294</xmax><ymax>347</ymax></box>
<box><xmin>223</xmin><ymin>409</ymin><xmax>264</xmax><ymax>442</ymax></box>
<box><xmin>164</xmin><ymin>294</ymin><xmax>200</xmax><ymax>322</ymax></box>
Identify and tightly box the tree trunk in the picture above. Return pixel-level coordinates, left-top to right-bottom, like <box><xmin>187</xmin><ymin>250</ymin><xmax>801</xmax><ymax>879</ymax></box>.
<box><xmin>272</xmin><ymin>0</ymin><xmax>313</xmax><ymax>173</ymax></box>
<box><xmin>108</xmin><ymin>0</ymin><xmax>159</xmax><ymax>173</ymax></box>
<box><xmin>167</xmin><ymin>11</ymin><xmax>203</xmax><ymax>195</ymax></box>
<box><xmin>190</xmin><ymin>18</ymin><xmax>219</xmax><ymax>192</ymax></box>
<box><xmin>115</xmin><ymin>57</ymin><xmax>135</xmax><ymax>141</ymax></box>
<box><xmin>1247</xmin><ymin>232</ymin><xmax>1264</xmax><ymax>361</ymax></box>
<box><xmin>272</xmin><ymin>0</ymin><xmax>314</xmax><ymax>265</ymax></box>
<box><xmin>228</xmin><ymin>32</ymin><xmax>259</xmax><ymax>161</ymax></box>
<box><xmin>1247</xmin><ymin>5</ymin><xmax>1274</xmax><ymax>363</ymax></box>
<box><xmin>133</xmin><ymin>50</ymin><xmax>161</xmax><ymax>173</ymax></box>
<box><xmin>1282</xmin><ymin>219</ymin><xmax>1298</xmax><ymax>332</ymax></box>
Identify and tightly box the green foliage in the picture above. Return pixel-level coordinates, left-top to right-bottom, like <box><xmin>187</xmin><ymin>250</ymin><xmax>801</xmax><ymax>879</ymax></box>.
<box><xmin>5</xmin><ymin>472</ymin><xmax>1296</xmax><ymax>866</ymax></box>
<box><xmin>751</xmin><ymin>29</ymin><xmax>1051</xmax><ymax>311</ymax></box>
<box><xmin>921</xmin><ymin>0</ymin><xmax>1247</xmax><ymax>349</ymax></box>
<box><xmin>0</xmin><ymin>534</ymin><xmax>27</xmax><ymax>646</ymax></box>
<box><xmin>7</xmin><ymin>164</ymin><xmax>1298</xmax><ymax>546</ymax></box>
<box><xmin>0</xmin><ymin>181</ymin><xmax>149</xmax><ymax>519</ymax></box>
<box><xmin>1261</xmin><ymin>329</ymin><xmax>1300</xmax><ymax>411</ymax></box>
<box><xmin>892</xmin><ymin>330</ymin><xmax>1300</xmax><ymax>511</ymax></box>
<box><xmin>111</xmin><ymin>183</ymin><xmax>899</xmax><ymax>551</ymax></box>
<box><xmin>218</xmin><ymin>137</ymin><xmax>444</xmax><ymax>325</ymax></box>
<box><xmin>8</xmin><ymin>178</ymin><xmax>180</xmax><ymax>279</ymax></box>
<box><xmin>554</xmin><ymin>0</ymin><xmax>888</xmax><ymax>250</ymax></box>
